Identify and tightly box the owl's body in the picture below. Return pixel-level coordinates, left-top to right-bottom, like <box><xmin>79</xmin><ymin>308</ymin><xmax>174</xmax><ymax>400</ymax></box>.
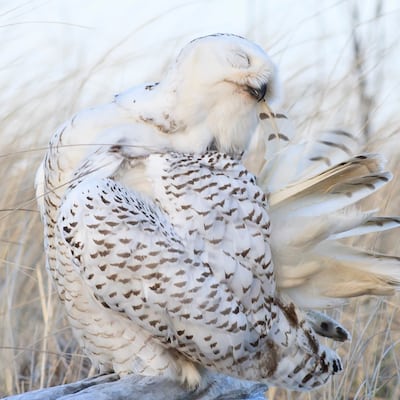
<box><xmin>36</xmin><ymin>34</ymin><xmax>400</xmax><ymax>392</ymax></box>
<box><xmin>41</xmin><ymin>126</ymin><xmax>340</xmax><ymax>388</ymax></box>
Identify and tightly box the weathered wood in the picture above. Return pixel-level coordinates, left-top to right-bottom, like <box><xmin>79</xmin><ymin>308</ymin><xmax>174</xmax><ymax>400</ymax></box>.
<box><xmin>4</xmin><ymin>372</ymin><xmax>268</xmax><ymax>400</ymax></box>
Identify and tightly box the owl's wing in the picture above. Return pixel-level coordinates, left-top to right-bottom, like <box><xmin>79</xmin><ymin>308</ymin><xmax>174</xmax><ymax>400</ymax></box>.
<box><xmin>56</xmin><ymin>151</ymin><xmax>274</xmax><ymax>368</ymax></box>
<box><xmin>245</xmin><ymin>110</ymin><xmax>400</xmax><ymax>310</ymax></box>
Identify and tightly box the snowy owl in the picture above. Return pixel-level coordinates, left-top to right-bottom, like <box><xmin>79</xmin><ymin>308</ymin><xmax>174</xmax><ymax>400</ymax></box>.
<box><xmin>35</xmin><ymin>34</ymin><xmax>400</xmax><ymax>391</ymax></box>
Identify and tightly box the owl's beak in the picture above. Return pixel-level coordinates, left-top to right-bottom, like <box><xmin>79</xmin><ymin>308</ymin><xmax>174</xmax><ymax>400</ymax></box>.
<box><xmin>246</xmin><ymin>82</ymin><xmax>267</xmax><ymax>102</ymax></box>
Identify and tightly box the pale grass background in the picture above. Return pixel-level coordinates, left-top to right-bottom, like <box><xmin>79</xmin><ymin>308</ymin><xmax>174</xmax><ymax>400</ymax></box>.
<box><xmin>0</xmin><ymin>0</ymin><xmax>399</xmax><ymax>398</ymax></box>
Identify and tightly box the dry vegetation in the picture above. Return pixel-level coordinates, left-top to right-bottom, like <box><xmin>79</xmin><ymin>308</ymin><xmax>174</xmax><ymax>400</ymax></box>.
<box><xmin>1</xmin><ymin>1</ymin><xmax>399</xmax><ymax>399</ymax></box>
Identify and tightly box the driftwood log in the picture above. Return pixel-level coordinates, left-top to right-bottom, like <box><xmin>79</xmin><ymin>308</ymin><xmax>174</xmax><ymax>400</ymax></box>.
<box><xmin>4</xmin><ymin>372</ymin><xmax>268</xmax><ymax>400</ymax></box>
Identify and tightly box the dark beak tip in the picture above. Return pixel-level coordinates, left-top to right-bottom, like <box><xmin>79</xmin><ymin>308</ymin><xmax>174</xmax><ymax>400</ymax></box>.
<box><xmin>247</xmin><ymin>83</ymin><xmax>267</xmax><ymax>102</ymax></box>
<box><xmin>257</xmin><ymin>83</ymin><xmax>267</xmax><ymax>102</ymax></box>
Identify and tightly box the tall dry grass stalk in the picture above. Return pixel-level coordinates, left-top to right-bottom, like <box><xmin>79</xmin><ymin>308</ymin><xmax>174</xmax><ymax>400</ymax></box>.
<box><xmin>1</xmin><ymin>1</ymin><xmax>399</xmax><ymax>398</ymax></box>
<box><xmin>0</xmin><ymin>78</ymin><xmax>92</xmax><ymax>396</ymax></box>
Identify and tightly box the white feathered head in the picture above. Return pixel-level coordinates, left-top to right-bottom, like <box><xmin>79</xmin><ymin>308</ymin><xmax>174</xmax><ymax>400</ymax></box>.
<box><xmin>113</xmin><ymin>34</ymin><xmax>279</xmax><ymax>155</ymax></box>
<box><xmin>163</xmin><ymin>34</ymin><xmax>280</xmax><ymax>154</ymax></box>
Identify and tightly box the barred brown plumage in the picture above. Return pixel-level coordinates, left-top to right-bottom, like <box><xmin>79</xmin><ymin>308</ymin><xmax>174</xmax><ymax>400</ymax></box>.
<box><xmin>35</xmin><ymin>33</ymin><xmax>400</xmax><ymax>392</ymax></box>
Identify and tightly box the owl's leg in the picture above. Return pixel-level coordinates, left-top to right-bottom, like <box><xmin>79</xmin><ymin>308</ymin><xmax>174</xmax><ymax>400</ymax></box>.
<box><xmin>176</xmin><ymin>357</ymin><xmax>202</xmax><ymax>389</ymax></box>
<box><xmin>306</xmin><ymin>310</ymin><xmax>351</xmax><ymax>342</ymax></box>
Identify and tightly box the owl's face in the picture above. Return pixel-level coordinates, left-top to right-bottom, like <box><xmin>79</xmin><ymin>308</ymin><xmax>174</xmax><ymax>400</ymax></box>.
<box><xmin>165</xmin><ymin>34</ymin><xmax>280</xmax><ymax>154</ymax></box>
<box><xmin>174</xmin><ymin>34</ymin><xmax>277</xmax><ymax>103</ymax></box>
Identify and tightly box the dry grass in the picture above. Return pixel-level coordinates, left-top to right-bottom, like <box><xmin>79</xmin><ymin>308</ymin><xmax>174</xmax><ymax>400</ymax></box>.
<box><xmin>1</xmin><ymin>1</ymin><xmax>399</xmax><ymax>398</ymax></box>
<box><xmin>0</xmin><ymin>78</ymin><xmax>92</xmax><ymax>396</ymax></box>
